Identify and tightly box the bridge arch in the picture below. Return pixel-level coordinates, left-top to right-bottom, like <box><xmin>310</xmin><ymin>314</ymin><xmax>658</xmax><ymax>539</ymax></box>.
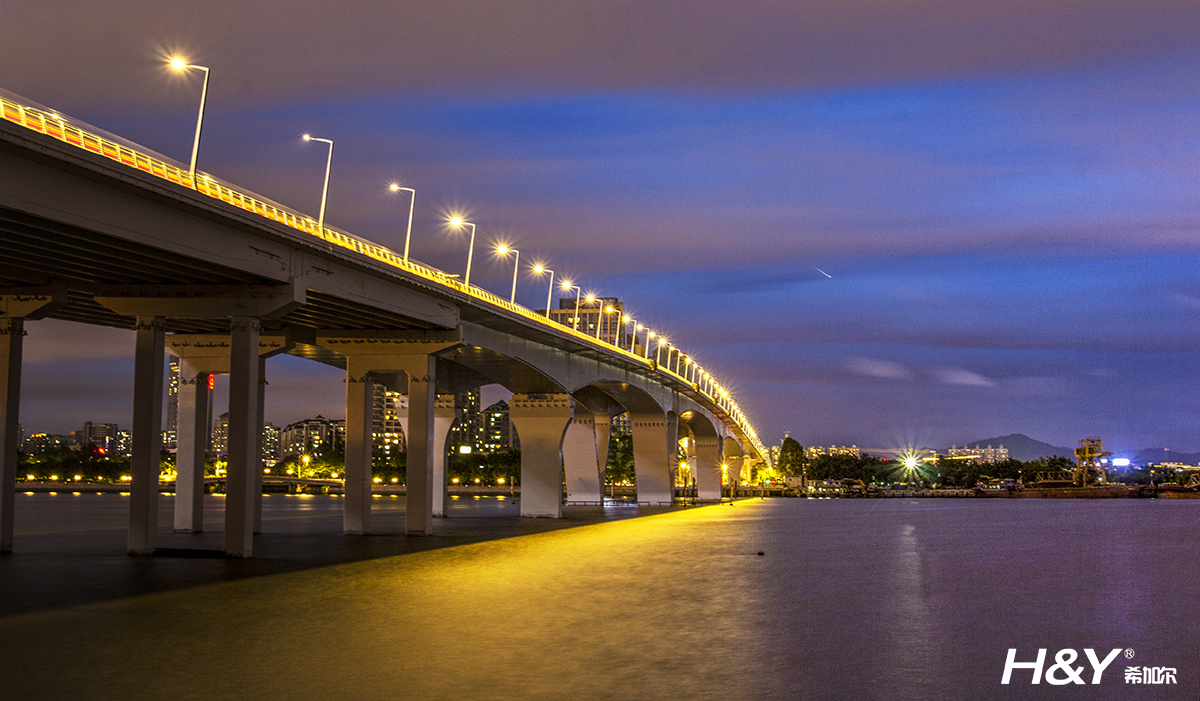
<box><xmin>679</xmin><ymin>411</ymin><xmax>724</xmax><ymax>500</ymax></box>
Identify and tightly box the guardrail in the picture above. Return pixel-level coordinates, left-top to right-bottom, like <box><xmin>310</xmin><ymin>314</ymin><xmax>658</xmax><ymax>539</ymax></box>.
<box><xmin>1</xmin><ymin>91</ymin><xmax>770</xmax><ymax>464</ymax></box>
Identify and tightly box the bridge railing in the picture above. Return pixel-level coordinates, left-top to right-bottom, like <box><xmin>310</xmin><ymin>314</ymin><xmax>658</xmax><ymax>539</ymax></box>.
<box><xmin>0</xmin><ymin>91</ymin><xmax>771</xmax><ymax>465</ymax></box>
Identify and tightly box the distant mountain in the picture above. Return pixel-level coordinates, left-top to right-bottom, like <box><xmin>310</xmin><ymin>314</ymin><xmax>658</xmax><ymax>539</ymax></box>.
<box><xmin>951</xmin><ymin>433</ymin><xmax>1074</xmax><ymax>462</ymax></box>
<box><xmin>1133</xmin><ymin>448</ymin><xmax>1200</xmax><ymax>465</ymax></box>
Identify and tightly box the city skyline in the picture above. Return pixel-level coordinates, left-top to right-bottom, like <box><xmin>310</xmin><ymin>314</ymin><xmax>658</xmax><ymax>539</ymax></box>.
<box><xmin>3</xmin><ymin>1</ymin><xmax>1199</xmax><ymax>452</ymax></box>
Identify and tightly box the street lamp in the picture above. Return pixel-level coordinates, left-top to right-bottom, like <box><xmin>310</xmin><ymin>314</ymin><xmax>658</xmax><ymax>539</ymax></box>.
<box><xmin>168</xmin><ymin>57</ymin><xmax>210</xmax><ymax>181</ymax></box>
<box><xmin>645</xmin><ymin>330</ymin><xmax>655</xmax><ymax>359</ymax></box>
<box><xmin>597</xmin><ymin>305</ymin><xmax>615</xmax><ymax>342</ymax></box>
<box><xmin>449</xmin><ymin>217</ymin><xmax>477</xmax><ymax>288</ymax></box>
<box><xmin>496</xmin><ymin>244</ymin><xmax>520</xmax><ymax>303</ymax></box>
<box><xmin>303</xmin><ymin>134</ymin><xmax>334</xmax><ymax>232</ymax></box>
<box><xmin>388</xmin><ymin>183</ymin><xmax>416</xmax><ymax>262</ymax></box>
<box><xmin>532</xmin><ymin>264</ymin><xmax>555</xmax><ymax>316</ymax></box>
<box><xmin>622</xmin><ymin>315</ymin><xmax>635</xmax><ymax>352</ymax></box>
<box><xmin>583</xmin><ymin>294</ymin><xmax>603</xmax><ymax>338</ymax></box>
<box><xmin>561</xmin><ymin>281</ymin><xmax>582</xmax><ymax>331</ymax></box>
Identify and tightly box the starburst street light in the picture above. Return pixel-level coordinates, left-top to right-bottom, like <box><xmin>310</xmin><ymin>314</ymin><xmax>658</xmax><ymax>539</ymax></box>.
<box><xmin>388</xmin><ymin>183</ymin><xmax>416</xmax><ymax>262</ymax></box>
<box><xmin>584</xmin><ymin>294</ymin><xmax>602</xmax><ymax>338</ymax></box>
<box><xmin>560</xmin><ymin>280</ymin><xmax>582</xmax><ymax>331</ymax></box>
<box><xmin>597</xmin><ymin>304</ymin><xmax>616</xmax><ymax>341</ymax></box>
<box><xmin>167</xmin><ymin>57</ymin><xmax>210</xmax><ymax>181</ymax></box>
<box><xmin>303</xmin><ymin>134</ymin><xmax>334</xmax><ymax>232</ymax></box>
<box><xmin>532</xmin><ymin>264</ymin><xmax>555</xmax><ymax>317</ymax></box>
<box><xmin>496</xmin><ymin>244</ymin><xmax>520</xmax><ymax>303</ymax></box>
<box><xmin>449</xmin><ymin>216</ymin><xmax>478</xmax><ymax>288</ymax></box>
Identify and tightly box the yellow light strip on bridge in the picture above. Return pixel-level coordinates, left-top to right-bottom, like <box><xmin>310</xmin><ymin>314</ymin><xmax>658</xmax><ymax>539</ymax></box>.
<box><xmin>0</xmin><ymin>93</ymin><xmax>770</xmax><ymax>464</ymax></box>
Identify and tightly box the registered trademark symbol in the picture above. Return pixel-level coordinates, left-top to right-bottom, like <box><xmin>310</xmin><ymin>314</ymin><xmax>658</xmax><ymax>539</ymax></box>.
<box><xmin>1125</xmin><ymin>648</ymin><xmax>1135</xmax><ymax>659</ymax></box>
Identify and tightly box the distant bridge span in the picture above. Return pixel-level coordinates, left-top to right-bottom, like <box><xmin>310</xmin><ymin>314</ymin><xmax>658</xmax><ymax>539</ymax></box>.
<box><xmin>0</xmin><ymin>90</ymin><xmax>769</xmax><ymax>557</ymax></box>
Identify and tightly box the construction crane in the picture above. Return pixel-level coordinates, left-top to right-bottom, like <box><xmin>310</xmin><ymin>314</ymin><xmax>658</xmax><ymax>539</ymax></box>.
<box><xmin>1074</xmin><ymin>438</ymin><xmax>1112</xmax><ymax>486</ymax></box>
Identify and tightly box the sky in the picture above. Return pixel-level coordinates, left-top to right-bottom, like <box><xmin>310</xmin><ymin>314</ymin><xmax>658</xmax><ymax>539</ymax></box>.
<box><xmin>3</xmin><ymin>0</ymin><xmax>1199</xmax><ymax>454</ymax></box>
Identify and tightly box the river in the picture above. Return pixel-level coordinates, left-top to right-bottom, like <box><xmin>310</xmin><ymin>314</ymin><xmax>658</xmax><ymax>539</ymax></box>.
<box><xmin>0</xmin><ymin>495</ymin><xmax>1196</xmax><ymax>699</ymax></box>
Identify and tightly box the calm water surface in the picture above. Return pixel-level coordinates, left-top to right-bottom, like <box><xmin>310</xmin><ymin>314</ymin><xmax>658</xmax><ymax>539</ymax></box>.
<box><xmin>1</xmin><ymin>496</ymin><xmax>1196</xmax><ymax>700</ymax></box>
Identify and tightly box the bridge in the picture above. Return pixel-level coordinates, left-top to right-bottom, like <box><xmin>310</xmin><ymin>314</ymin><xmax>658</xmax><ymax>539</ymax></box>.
<box><xmin>0</xmin><ymin>88</ymin><xmax>770</xmax><ymax>557</ymax></box>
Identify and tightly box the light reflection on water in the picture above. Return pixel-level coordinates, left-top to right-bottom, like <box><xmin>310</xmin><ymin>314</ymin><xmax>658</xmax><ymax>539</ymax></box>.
<box><xmin>2</xmin><ymin>498</ymin><xmax>1197</xmax><ymax>700</ymax></box>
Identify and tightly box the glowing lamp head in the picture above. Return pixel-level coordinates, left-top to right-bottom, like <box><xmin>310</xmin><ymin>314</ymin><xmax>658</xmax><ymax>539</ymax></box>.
<box><xmin>450</xmin><ymin>216</ymin><xmax>464</xmax><ymax>227</ymax></box>
<box><xmin>622</xmin><ymin>315</ymin><xmax>630</xmax><ymax>323</ymax></box>
<box><xmin>169</xmin><ymin>58</ymin><xmax>188</xmax><ymax>70</ymax></box>
<box><xmin>561</xmin><ymin>280</ymin><xmax>573</xmax><ymax>290</ymax></box>
<box><xmin>389</xmin><ymin>183</ymin><xmax>400</xmax><ymax>191</ymax></box>
<box><xmin>533</xmin><ymin>264</ymin><xmax>545</xmax><ymax>273</ymax></box>
<box><xmin>586</xmin><ymin>294</ymin><xmax>596</xmax><ymax>303</ymax></box>
<box><xmin>302</xmin><ymin>134</ymin><xmax>312</xmax><ymax>142</ymax></box>
<box><xmin>904</xmin><ymin>456</ymin><xmax>918</xmax><ymax>470</ymax></box>
<box><xmin>605</xmin><ymin>306</ymin><xmax>614</xmax><ymax>313</ymax></box>
<box><xmin>496</xmin><ymin>244</ymin><xmax>509</xmax><ymax>255</ymax></box>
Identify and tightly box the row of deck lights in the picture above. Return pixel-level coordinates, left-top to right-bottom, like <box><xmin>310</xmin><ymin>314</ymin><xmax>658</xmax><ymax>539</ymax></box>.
<box><xmin>166</xmin><ymin>56</ymin><xmax>758</xmax><ymax>450</ymax></box>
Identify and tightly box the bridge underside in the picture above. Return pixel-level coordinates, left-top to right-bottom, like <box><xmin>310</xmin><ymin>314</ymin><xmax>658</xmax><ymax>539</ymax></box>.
<box><xmin>0</xmin><ymin>205</ymin><xmax>441</xmax><ymax>334</ymax></box>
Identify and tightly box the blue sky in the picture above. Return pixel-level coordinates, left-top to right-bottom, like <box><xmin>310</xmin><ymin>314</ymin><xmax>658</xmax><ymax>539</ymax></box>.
<box><xmin>4</xmin><ymin>0</ymin><xmax>1199</xmax><ymax>452</ymax></box>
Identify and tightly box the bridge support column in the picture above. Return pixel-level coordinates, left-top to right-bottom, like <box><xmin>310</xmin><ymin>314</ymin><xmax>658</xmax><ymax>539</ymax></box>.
<box><xmin>316</xmin><ymin>333</ymin><xmax>462</xmax><ymax>536</ymax></box>
<box><xmin>431</xmin><ymin>394</ymin><xmax>455</xmax><ymax>517</ymax></box>
<box><xmin>165</xmin><ymin>334</ymin><xmax>291</xmax><ymax>536</ymax></box>
<box><xmin>0</xmin><ymin>289</ymin><xmax>63</xmax><ymax>552</ymax></box>
<box><xmin>511</xmin><ymin>393</ymin><xmax>573</xmax><ymax>518</ymax></box>
<box><xmin>0</xmin><ymin>318</ymin><xmax>23</xmax><ymax>553</ymax></box>
<box><xmin>694</xmin><ymin>435</ymin><xmax>723</xmax><ymax>500</ymax></box>
<box><xmin>594</xmin><ymin>412</ymin><xmax>611</xmax><ymax>487</ymax></box>
<box><xmin>723</xmin><ymin>437</ymin><xmax>744</xmax><ymax>496</ymax></box>
<box><xmin>405</xmin><ymin>357</ymin><xmax>438</xmax><ymax>535</ymax></box>
<box><xmin>254</xmin><ymin>357</ymin><xmax>266</xmax><ymax>534</ymax></box>
<box><xmin>174</xmin><ymin>362</ymin><xmax>210</xmax><ymax>533</ymax></box>
<box><xmin>563</xmin><ymin>412</ymin><xmax>602</xmax><ymax>503</ymax></box>
<box><xmin>128</xmin><ymin>316</ymin><xmax>165</xmax><ymax>555</ymax></box>
<box><xmin>344</xmin><ymin>366</ymin><xmax>375</xmax><ymax>535</ymax></box>
<box><xmin>630</xmin><ymin>411</ymin><xmax>673</xmax><ymax>506</ymax></box>
<box><xmin>224</xmin><ymin>318</ymin><xmax>260</xmax><ymax>557</ymax></box>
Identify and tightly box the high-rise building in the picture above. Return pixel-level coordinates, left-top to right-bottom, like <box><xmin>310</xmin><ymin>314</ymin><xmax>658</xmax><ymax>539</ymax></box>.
<box><xmin>114</xmin><ymin>430</ymin><xmax>132</xmax><ymax>458</ymax></box>
<box><xmin>541</xmin><ymin>297</ymin><xmax>624</xmax><ymax>345</ymax></box>
<box><xmin>610</xmin><ymin>412</ymin><xmax>631</xmax><ymax>437</ymax></box>
<box><xmin>211</xmin><ymin>412</ymin><xmax>229</xmax><ymax>456</ymax></box>
<box><xmin>262</xmin><ymin>423</ymin><xmax>281</xmax><ymax>465</ymax></box>
<box><xmin>373</xmin><ymin>386</ymin><xmax>407</xmax><ymax>456</ymax></box>
<box><xmin>481</xmin><ymin>400</ymin><xmax>519</xmax><ymax>453</ymax></box>
<box><xmin>78</xmin><ymin>422</ymin><xmax>119</xmax><ymax>453</ymax></box>
<box><xmin>24</xmin><ymin>433</ymin><xmax>67</xmax><ymax>453</ymax></box>
<box><xmin>165</xmin><ymin>356</ymin><xmax>179</xmax><ymax>449</ymax></box>
<box><xmin>281</xmin><ymin>417</ymin><xmax>334</xmax><ymax>457</ymax></box>
<box><xmin>448</xmin><ymin>389</ymin><xmax>483</xmax><ymax>454</ymax></box>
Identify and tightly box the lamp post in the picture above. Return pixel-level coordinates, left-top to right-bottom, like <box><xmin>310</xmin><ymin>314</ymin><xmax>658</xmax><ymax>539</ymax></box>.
<box><xmin>388</xmin><ymin>184</ymin><xmax>416</xmax><ymax>262</ymax></box>
<box><xmin>622</xmin><ymin>316</ymin><xmax>634</xmax><ymax>351</ymax></box>
<box><xmin>533</xmin><ymin>265</ymin><xmax>555</xmax><ymax>316</ymax></box>
<box><xmin>560</xmin><ymin>281</ymin><xmax>582</xmax><ymax>331</ymax></box>
<box><xmin>449</xmin><ymin>217</ymin><xmax>477</xmax><ymax>287</ymax></box>
<box><xmin>168</xmin><ymin>58</ymin><xmax>210</xmax><ymax>182</ymax></box>
<box><xmin>497</xmin><ymin>244</ymin><xmax>520</xmax><ymax>303</ymax></box>
<box><xmin>303</xmin><ymin>134</ymin><xmax>334</xmax><ymax>232</ymax></box>
<box><xmin>597</xmin><ymin>305</ymin><xmax>615</xmax><ymax>342</ymax></box>
<box><xmin>645</xmin><ymin>331</ymin><xmax>655</xmax><ymax>359</ymax></box>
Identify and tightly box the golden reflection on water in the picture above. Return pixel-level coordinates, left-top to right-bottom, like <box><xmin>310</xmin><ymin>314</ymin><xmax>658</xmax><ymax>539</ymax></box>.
<box><xmin>0</xmin><ymin>502</ymin><xmax>771</xmax><ymax>701</ymax></box>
